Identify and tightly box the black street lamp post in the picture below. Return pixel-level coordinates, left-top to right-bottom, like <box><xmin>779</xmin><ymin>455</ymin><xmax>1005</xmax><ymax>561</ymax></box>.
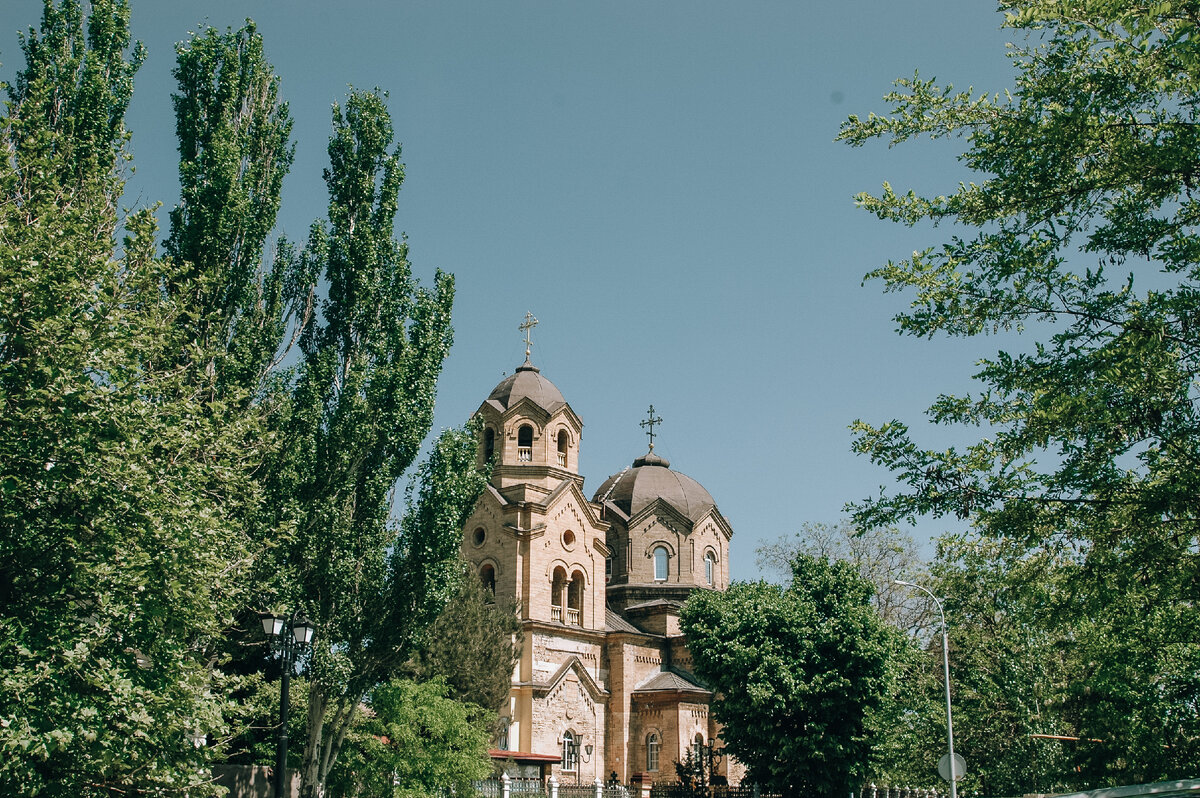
<box><xmin>261</xmin><ymin>611</ymin><xmax>315</xmax><ymax>798</ymax></box>
<box><xmin>693</xmin><ymin>742</ymin><xmax>724</xmax><ymax>788</ymax></box>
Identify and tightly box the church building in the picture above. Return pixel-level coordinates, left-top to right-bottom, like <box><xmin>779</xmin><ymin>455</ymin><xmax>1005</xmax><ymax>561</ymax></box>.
<box><xmin>459</xmin><ymin>317</ymin><xmax>742</xmax><ymax>785</ymax></box>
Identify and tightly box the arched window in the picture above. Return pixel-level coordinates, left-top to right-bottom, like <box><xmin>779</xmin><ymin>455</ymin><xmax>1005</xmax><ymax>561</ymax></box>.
<box><xmin>557</xmin><ymin>430</ymin><xmax>569</xmax><ymax>467</ymax></box>
<box><xmin>498</xmin><ymin>717</ymin><xmax>511</xmax><ymax>750</ymax></box>
<box><xmin>704</xmin><ymin>551</ymin><xmax>715</xmax><ymax>586</ymax></box>
<box><xmin>480</xmin><ymin>564</ymin><xmax>496</xmax><ymax>599</ymax></box>
<box><xmin>551</xmin><ymin>567</ymin><xmax>567</xmax><ymax>623</ymax></box>
<box><xmin>483</xmin><ymin>427</ymin><xmax>495</xmax><ymax>464</ymax></box>
<box><xmin>653</xmin><ymin>546</ymin><xmax>669</xmax><ymax>581</ymax></box>
<box><xmin>694</xmin><ymin>733</ymin><xmax>705</xmax><ymax>768</ymax></box>
<box><xmin>517</xmin><ymin>425</ymin><xmax>533</xmax><ymax>461</ymax></box>
<box><xmin>646</xmin><ymin>732</ymin><xmax>660</xmax><ymax>772</ymax></box>
<box><xmin>562</xmin><ymin>730</ymin><xmax>579</xmax><ymax>772</ymax></box>
<box><xmin>567</xmin><ymin>570</ymin><xmax>584</xmax><ymax>626</ymax></box>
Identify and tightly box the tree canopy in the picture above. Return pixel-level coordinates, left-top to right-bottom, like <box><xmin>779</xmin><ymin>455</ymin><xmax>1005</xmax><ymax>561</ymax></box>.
<box><xmin>839</xmin><ymin>0</ymin><xmax>1200</xmax><ymax>782</ymax></box>
<box><xmin>0</xmin><ymin>3</ymin><xmax>263</xmax><ymax>793</ymax></box>
<box><xmin>680</xmin><ymin>554</ymin><xmax>894</xmax><ymax>796</ymax></box>
<box><xmin>1</xmin><ymin>3</ymin><xmax>485</xmax><ymax>795</ymax></box>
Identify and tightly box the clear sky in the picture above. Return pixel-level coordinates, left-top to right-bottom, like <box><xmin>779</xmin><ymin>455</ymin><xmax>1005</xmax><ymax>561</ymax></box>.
<box><xmin>3</xmin><ymin>1</ymin><xmax>1021</xmax><ymax>581</ymax></box>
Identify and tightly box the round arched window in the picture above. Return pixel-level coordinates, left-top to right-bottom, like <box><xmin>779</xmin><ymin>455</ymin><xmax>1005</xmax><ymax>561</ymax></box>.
<box><xmin>653</xmin><ymin>546</ymin><xmax>669</xmax><ymax>581</ymax></box>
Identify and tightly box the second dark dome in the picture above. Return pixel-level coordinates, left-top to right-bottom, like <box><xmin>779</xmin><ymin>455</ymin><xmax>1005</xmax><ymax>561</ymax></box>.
<box><xmin>593</xmin><ymin>451</ymin><xmax>716</xmax><ymax>521</ymax></box>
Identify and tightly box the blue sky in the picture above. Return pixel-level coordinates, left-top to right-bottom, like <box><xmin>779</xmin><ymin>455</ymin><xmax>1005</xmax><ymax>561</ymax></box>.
<box><xmin>3</xmin><ymin>1</ymin><xmax>1020</xmax><ymax>580</ymax></box>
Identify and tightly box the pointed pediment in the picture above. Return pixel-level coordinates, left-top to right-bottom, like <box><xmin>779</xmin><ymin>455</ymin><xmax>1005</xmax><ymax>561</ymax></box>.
<box><xmin>532</xmin><ymin>655</ymin><xmax>609</xmax><ymax>702</ymax></box>
<box><xmin>541</xmin><ymin>478</ymin><xmax>607</xmax><ymax>532</ymax></box>
<box><xmin>691</xmin><ymin>504</ymin><xmax>733</xmax><ymax>541</ymax></box>
<box><xmin>627</xmin><ymin>496</ymin><xmax>694</xmax><ymax>535</ymax></box>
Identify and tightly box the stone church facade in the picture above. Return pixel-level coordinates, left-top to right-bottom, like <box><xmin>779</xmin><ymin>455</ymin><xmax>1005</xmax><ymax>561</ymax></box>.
<box><xmin>459</xmin><ymin>347</ymin><xmax>743</xmax><ymax>786</ymax></box>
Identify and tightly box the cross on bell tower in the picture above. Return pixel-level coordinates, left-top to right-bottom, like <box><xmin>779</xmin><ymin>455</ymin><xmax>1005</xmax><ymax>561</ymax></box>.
<box><xmin>519</xmin><ymin>311</ymin><xmax>539</xmax><ymax>363</ymax></box>
<box><xmin>640</xmin><ymin>405</ymin><xmax>663</xmax><ymax>451</ymax></box>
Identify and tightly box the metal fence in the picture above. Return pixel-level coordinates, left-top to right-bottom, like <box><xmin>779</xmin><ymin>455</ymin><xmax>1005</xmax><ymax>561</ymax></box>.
<box><xmin>472</xmin><ymin>779</ymin><xmax>943</xmax><ymax>798</ymax></box>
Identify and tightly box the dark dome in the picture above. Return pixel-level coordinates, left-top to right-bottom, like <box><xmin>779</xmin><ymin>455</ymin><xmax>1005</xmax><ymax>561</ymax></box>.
<box><xmin>487</xmin><ymin>361</ymin><xmax>566</xmax><ymax>414</ymax></box>
<box><xmin>593</xmin><ymin>451</ymin><xmax>715</xmax><ymax>521</ymax></box>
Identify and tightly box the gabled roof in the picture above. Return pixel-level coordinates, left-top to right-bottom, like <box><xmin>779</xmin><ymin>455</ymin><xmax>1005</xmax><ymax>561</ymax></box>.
<box><xmin>539</xmin><ymin>478</ymin><xmax>606</xmax><ymax>531</ymax></box>
<box><xmin>626</xmin><ymin>495</ymin><xmax>696</xmax><ymax>535</ymax></box>
<box><xmin>531</xmin><ymin>655</ymin><xmax>609</xmax><ymax>702</ymax></box>
<box><xmin>632</xmin><ymin>668</ymin><xmax>711</xmax><ymax>696</ymax></box>
<box><xmin>690</xmin><ymin>504</ymin><xmax>734</xmax><ymax>541</ymax></box>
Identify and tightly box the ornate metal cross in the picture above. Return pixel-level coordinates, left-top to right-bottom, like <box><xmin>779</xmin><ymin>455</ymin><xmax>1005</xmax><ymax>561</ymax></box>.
<box><xmin>640</xmin><ymin>405</ymin><xmax>664</xmax><ymax>451</ymax></box>
<box><xmin>519</xmin><ymin>311</ymin><xmax>539</xmax><ymax>359</ymax></box>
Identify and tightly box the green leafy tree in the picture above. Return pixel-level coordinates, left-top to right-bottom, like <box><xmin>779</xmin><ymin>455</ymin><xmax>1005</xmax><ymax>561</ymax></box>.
<box><xmin>680</xmin><ymin>554</ymin><xmax>894</xmax><ymax>796</ymax></box>
<box><xmin>926</xmin><ymin>534</ymin><xmax>1081</xmax><ymax>795</ymax></box>
<box><xmin>405</xmin><ymin>565</ymin><xmax>522</xmax><ymax>725</ymax></box>
<box><xmin>255</xmin><ymin>88</ymin><xmax>486</xmax><ymax>798</ymax></box>
<box><xmin>325</xmin><ymin>678</ymin><xmax>493</xmax><ymax>798</ymax></box>
<box><xmin>166</xmin><ymin>20</ymin><xmax>306</xmax><ymax>397</ymax></box>
<box><xmin>839</xmin><ymin>1</ymin><xmax>1200</xmax><ymax>780</ymax></box>
<box><xmin>0</xmin><ymin>2</ymin><xmax>263</xmax><ymax>794</ymax></box>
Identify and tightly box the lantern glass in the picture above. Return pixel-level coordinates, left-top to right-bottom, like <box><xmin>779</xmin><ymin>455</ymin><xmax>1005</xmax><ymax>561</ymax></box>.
<box><xmin>292</xmin><ymin>614</ymin><xmax>315</xmax><ymax>646</ymax></box>
<box><xmin>261</xmin><ymin>613</ymin><xmax>285</xmax><ymax>638</ymax></box>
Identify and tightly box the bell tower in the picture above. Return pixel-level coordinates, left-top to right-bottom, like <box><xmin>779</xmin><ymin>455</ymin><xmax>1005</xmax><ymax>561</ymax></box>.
<box><xmin>458</xmin><ymin>315</ymin><xmax>611</xmax><ymax>771</ymax></box>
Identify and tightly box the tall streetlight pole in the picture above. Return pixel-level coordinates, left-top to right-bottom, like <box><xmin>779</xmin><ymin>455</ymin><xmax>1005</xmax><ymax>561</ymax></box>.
<box><xmin>261</xmin><ymin>611</ymin><xmax>315</xmax><ymax>798</ymax></box>
<box><xmin>895</xmin><ymin>580</ymin><xmax>957</xmax><ymax>798</ymax></box>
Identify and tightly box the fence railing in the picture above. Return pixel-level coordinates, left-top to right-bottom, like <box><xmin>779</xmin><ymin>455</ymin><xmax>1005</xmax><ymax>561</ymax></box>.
<box><xmin>472</xmin><ymin>779</ymin><xmax>944</xmax><ymax>798</ymax></box>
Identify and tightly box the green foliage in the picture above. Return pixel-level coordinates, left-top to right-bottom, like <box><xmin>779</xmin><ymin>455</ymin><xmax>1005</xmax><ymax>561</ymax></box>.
<box><xmin>253</xmin><ymin>88</ymin><xmax>485</xmax><ymax>797</ymax></box>
<box><xmin>840</xmin><ymin>1</ymin><xmax>1200</xmax><ymax>782</ymax></box>
<box><xmin>928</xmin><ymin>535</ymin><xmax>1081</xmax><ymax>794</ymax></box>
<box><xmin>1</xmin><ymin>4</ymin><xmax>480</xmax><ymax>796</ymax></box>
<box><xmin>166</xmin><ymin>20</ymin><xmax>304</xmax><ymax>396</ymax></box>
<box><xmin>0</xmin><ymin>2</ymin><xmax>260</xmax><ymax>794</ymax></box>
<box><xmin>325</xmin><ymin>679</ymin><xmax>492</xmax><ymax>798</ymax></box>
<box><xmin>405</xmin><ymin>564</ymin><xmax>523</xmax><ymax>721</ymax></box>
<box><xmin>680</xmin><ymin>554</ymin><xmax>894</xmax><ymax>796</ymax></box>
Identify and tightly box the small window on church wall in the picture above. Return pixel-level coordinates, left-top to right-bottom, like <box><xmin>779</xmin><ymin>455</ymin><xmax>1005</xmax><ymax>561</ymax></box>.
<box><xmin>484</xmin><ymin>428</ymin><xmax>495</xmax><ymax>463</ymax></box>
<box><xmin>653</xmin><ymin>546</ymin><xmax>668</xmax><ymax>581</ymax></box>
<box><xmin>646</xmin><ymin>733</ymin><xmax>660</xmax><ymax>772</ymax></box>
<box><xmin>562</xmin><ymin>731</ymin><xmax>579</xmax><ymax>772</ymax></box>
<box><xmin>557</xmin><ymin>430</ymin><xmax>569</xmax><ymax>467</ymax></box>
<box><xmin>518</xmin><ymin>425</ymin><xmax>533</xmax><ymax>461</ymax></box>
<box><xmin>472</xmin><ymin>527</ymin><xmax>486</xmax><ymax>547</ymax></box>
<box><xmin>480</xmin><ymin>564</ymin><xmax>496</xmax><ymax>598</ymax></box>
<box><xmin>705</xmin><ymin>552</ymin><xmax>715</xmax><ymax>586</ymax></box>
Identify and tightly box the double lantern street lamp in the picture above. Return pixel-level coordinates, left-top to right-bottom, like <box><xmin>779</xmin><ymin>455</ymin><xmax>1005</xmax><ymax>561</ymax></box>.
<box><xmin>261</xmin><ymin>611</ymin><xmax>316</xmax><ymax>798</ymax></box>
<box><xmin>692</xmin><ymin>742</ymin><xmax>725</xmax><ymax>787</ymax></box>
<box><xmin>894</xmin><ymin>580</ymin><xmax>959</xmax><ymax>798</ymax></box>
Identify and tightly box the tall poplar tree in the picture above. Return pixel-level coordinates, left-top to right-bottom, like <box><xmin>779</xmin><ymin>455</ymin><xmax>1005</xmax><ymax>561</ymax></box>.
<box><xmin>260</xmin><ymin>89</ymin><xmax>487</xmax><ymax>798</ymax></box>
<box><xmin>166</xmin><ymin>21</ymin><xmax>307</xmax><ymax>398</ymax></box>
<box><xmin>840</xmin><ymin>0</ymin><xmax>1200</xmax><ymax>780</ymax></box>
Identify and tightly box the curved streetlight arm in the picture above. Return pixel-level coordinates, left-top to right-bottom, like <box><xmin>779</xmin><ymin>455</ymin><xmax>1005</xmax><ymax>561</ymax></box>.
<box><xmin>895</xmin><ymin>580</ymin><xmax>957</xmax><ymax>798</ymax></box>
